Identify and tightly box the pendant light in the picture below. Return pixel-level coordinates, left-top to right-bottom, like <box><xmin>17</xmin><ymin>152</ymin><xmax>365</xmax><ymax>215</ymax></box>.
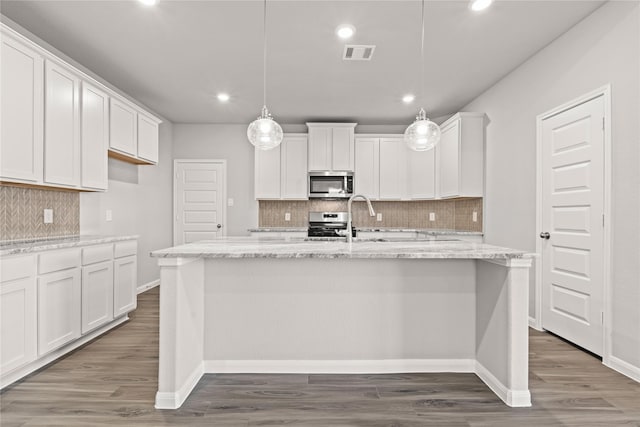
<box><xmin>247</xmin><ymin>0</ymin><xmax>283</xmax><ymax>150</ymax></box>
<box><xmin>404</xmin><ymin>0</ymin><xmax>441</xmax><ymax>152</ymax></box>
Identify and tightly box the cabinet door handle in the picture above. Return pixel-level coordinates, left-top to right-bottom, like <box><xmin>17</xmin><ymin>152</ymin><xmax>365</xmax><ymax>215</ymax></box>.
<box><xmin>217</xmin><ymin>224</ymin><xmax>222</xmax><ymax>229</ymax></box>
<box><xmin>539</xmin><ymin>232</ymin><xmax>550</xmax><ymax>240</ymax></box>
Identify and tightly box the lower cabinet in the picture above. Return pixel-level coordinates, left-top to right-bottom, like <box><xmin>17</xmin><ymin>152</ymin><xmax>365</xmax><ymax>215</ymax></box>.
<box><xmin>37</xmin><ymin>268</ymin><xmax>82</xmax><ymax>356</ymax></box>
<box><xmin>0</xmin><ymin>255</ymin><xmax>37</xmax><ymax>375</ymax></box>
<box><xmin>114</xmin><ymin>255</ymin><xmax>137</xmax><ymax>318</ymax></box>
<box><xmin>81</xmin><ymin>261</ymin><xmax>114</xmax><ymax>334</ymax></box>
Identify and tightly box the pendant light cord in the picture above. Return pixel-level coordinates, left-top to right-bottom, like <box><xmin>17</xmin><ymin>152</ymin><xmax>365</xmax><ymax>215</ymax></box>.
<box><xmin>263</xmin><ymin>0</ymin><xmax>267</xmax><ymax>108</ymax></box>
<box><xmin>420</xmin><ymin>0</ymin><xmax>425</xmax><ymax>107</ymax></box>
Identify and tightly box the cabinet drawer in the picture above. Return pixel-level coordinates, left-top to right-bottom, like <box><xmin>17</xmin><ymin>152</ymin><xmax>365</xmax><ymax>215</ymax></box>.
<box><xmin>1</xmin><ymin>255</ymin><xmax>35</xmax><ymax>283</ymax></box>
<box><xmin>82</xmin><ymin>244</ymin><xmax>113</xmax><ymax>266</ymax></box>
<box><xmin>114</xmin><ymin>240</ymin><xmax>137</xmax><ymax>258</ymax></box>
<box><xmin>38</xmin><ymin>248</ymin><xmax>81</xmax><ymax>274</ymax></box>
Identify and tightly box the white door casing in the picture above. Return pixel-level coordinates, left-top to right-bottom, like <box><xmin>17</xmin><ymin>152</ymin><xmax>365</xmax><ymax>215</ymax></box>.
<box><xmin>174</xmin><ymin>160</ymin><xmax>227</xmax><ymax>245</ymax></box>
<box><xmin>539</xmin><ymin>92</ymin><xmax>607</xmax><ymax>356</ymax></box>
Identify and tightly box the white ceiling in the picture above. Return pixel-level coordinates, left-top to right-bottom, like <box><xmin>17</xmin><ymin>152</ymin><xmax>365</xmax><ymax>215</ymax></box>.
<box><xmin>1</xmin><ymin>0</ymin><xmax>605</xmax><ymax>125</ymax></box>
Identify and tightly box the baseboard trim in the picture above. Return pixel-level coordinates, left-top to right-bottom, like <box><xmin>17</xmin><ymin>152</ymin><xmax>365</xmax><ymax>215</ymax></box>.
<box><xmin>203</xmin><ymin>359</ymin><xmax>476</xmax><ymax>374</ymax></box>
<box><xmin>137</xmin><ymin>279</ymin><xmax>160</xmax><ymax>294</ymax></box>
<box><xmin>155</xmin><ymin>362</ymin><xmax>204</xmax><ymax>410</ymax></box>
<box><xmin>528</xmin><ymin>316</ymin><xmax>543</xmax><ymax>331</ymax></box>
<box><xmin>1</xmin><ymin>315</ymin><xmax>129</xmax><ymax>390</ymax></box>
<box><xmin>605</xmin><ymin>355</ymin><xmax>640</xmax><ymax>383</ymax></box>
<box><xmin>475</xmin><ymin>361</ymin><xmax>531</xmax><ymax>407</ymax></box>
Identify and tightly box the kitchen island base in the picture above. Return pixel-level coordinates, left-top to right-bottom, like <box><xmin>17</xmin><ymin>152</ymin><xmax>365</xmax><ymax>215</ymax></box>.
<box><xmin>154</xmin><ymin>255</ymin><xmax>531</xmax><ymax>409</ymax></box>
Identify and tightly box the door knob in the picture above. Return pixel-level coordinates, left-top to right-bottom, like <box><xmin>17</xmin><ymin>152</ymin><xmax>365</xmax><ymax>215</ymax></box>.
<box><xmin>217</xmin><ymin>224</ymin><xmax>222</xmax><ymax>229</ymax></box>
<box><xmin>539</xmin><ymin>232</ymin><xmax>550</xmax><ymax>239</ymax></box>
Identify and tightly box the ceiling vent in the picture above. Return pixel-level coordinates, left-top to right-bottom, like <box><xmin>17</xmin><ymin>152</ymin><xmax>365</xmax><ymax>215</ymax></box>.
<box><xmin>343</xmin><ymin>45</ymin><xmax>376</xmax><ymax>61</ymax></box>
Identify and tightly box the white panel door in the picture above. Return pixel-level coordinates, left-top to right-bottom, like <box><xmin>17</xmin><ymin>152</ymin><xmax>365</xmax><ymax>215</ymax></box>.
<box><xmin>81</xmin><ymin>82</ymin><xmax>109</xmax><ymax>190</ymax></box>
<box><xmin>438</xmin><ymin>120</ymin><xmax>461</xmax><ymax>198</ymax></box>
<box><xmin>81</xmin><ymin>260</ymin><xmax>114</xmax><ymax>334</ymax></box>
<box><xmin>281</xmin><ymin>135</ymin><xmax>308</xmax><ymax>199</ymax></box>
<box><xmin>109</xmin><ymin>98</ymin><xmax>137</xmax><ymax>156</ymax></box>
<box><xmin>44</xmin><ymin>60</ymin><xmax>81</xmax><ymax>187</ymax></box>
<box><xmin>0</xmin><ymin>33</ymin><xmax>44</xmax><ymax>182</ymax></box>
<box><xmin>0</xmin><ymin>256</ymin><xmax>37</xmax><ymax>374</ymax></box>
<box><xmin>254</xmin><ymin>145</ymin><xmax>281</xmax><ymax>199</ymax></box>
<box><xmin>38</xmin><ymin>268</ymin><xmax>81</xmax><ymax>356</ymax></box>
<box><xmin>331</xmin><ymin>127</ymin><xmax>354</xmax><ymax>171</ymax></box>
<box><xmin>137</xmin><ymin>114</ymin><xmax>159</xmax><ymax>163</ymax></box>
<box><xmin>175</xmin><ymin>160</ymin><xmax>226</xmax><ymax>244</ymax></box>
<box><xmin>354</xmin><ymin>137</ymin><xmax>379</xmax><ymax>200</ymax></box>
<box><xmin>113</xmin><ymin>255</ymin><xmax>137</xmax><ymax>318</ymax></box>
<box><xmin>541</xmin><ymin>96</ymin><xmax>604</xmax><ymax>355</ymax></box>
<box><xmin>307</xmin><ymin>127</ymin><xmax>331</xmax><ymax>171</ymax></box>
<box><xmin>379</xmin><ymin>137</ymin><xmax>406</xmax><ymax>200</ymax></box>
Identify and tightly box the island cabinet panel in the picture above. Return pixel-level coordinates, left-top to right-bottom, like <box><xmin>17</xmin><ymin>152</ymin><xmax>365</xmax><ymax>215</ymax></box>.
<box><xmin>0</xmin><ymin>255</ymin><xmax>37</xmax><ymax>375</ymax></box>
<box><xmin>379</xmin><ymin>137</ymin><xmax>407</xmax><ymax>200</ymax></box>
<box><xmin>37</xmin><ymin>267</ymin><xmax>82</xmax><ymax>356</ymax></box>
<box><xmin>436</xmin><ymin>113</ymin><xmax>485</xmax><ymax>198</ymax></box>
<box><xmin>354</xmin><ymin>137</ymin><xmax>380</xmax><ymax>199</ymax></box>
<box><xmin>81</xmin><ymin>82</ymin><xmax>109</xmax><ymax>190</ymax></box>
<box><xmin>44</xmin><ymin>60</ymin><xmax>81</xmax><ymax>188</ymax></box>
<box><xmin>0</xmin><ymin>33</ymin><xmax>44</xmax><ymax>183</ymax></box>
<box><xmin>137</xmin><ymin>113</ymin><xmax>159</xmax><ymax>164</ymax></box>
<box><xmin>113</xmin><ymin>255</ymin><xmax>137</xmax><ymax>318</ymax></box>
<box><xmin>254</xmin><ymin>134</ymin><xmax>308</xmax><ymax>200</ymax></box>
<box><xmin>307</xmin><ymin>123</ymin><xmax>356</xmax><ymax>172</ymax></box>
<box><xmin>109</xmin><ymin>98</ymin><xmax>137</xmax><ymax>157</ymax></box>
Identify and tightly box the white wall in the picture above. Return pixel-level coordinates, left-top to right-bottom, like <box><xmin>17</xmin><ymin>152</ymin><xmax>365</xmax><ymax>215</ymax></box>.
<box><xmin>463</xmin><ymin>2</ymin><xmax>639</xmax><ymax>372</ymax></box>
<box><xmin>172</xmin><ymin>124</ymin><xmax>259</xmax><ymax>236</ymax></box>
<box><xmin>80</xmin><ymin>122</ymin><xmax>174</xmax><ymax>288</ymax></box>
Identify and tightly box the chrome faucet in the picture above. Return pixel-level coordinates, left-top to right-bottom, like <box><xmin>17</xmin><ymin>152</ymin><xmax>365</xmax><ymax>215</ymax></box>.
<box><xmin>346</xmin><ymin>194</ymin><xmax>376</xmax><ymax>243</ymax></box>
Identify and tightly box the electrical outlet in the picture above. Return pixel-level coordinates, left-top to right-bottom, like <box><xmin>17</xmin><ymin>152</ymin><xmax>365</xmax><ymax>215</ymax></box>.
<box><xmin>285</xmin><ymin>212</ymin><xmax>291</xmax><ymax>221</ymax></box>
<box><xmin>43</xmin><ymin>209</ymin><xmax>53</xmax><ymax>224</ymax></box>
<box><xmin>106</xmin><ymin>209</ymin><xmax>113</xmax><ymax>222</ymax></box>
<box><xmin>227</xmin><ymin>198</ymin><xmax>234</xmax><ymax>207</ymax></box>
<box><xmin>472</xmin><ymin>211</ymin><xmax>478</xmax><ymax>222</ymax></box>
<box><xmin>429</xmin><ymin>212</ymin><xmax>436</xmax><ymax>221</ymax></box>
<box><xmin>376</xmin><ymin>213</ymin><xmax>382</xmax><ymax>222</ymax></box>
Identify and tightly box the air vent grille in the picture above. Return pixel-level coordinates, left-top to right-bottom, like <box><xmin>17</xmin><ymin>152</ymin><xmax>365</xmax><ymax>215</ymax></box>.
<box><xmin>343</xmin><ymin>45</ymin><xmax>376</xmax><ymax>61</ymax></box>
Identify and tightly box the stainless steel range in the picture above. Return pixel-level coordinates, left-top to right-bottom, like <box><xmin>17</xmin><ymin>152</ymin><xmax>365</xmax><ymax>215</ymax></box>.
<box><xmin>307</xmin><ymin>211</ymin><xmax>355</xmax><ymax>238</ymax></box>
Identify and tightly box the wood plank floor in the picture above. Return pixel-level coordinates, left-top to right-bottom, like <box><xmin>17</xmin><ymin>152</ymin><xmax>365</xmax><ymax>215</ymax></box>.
<box><xmin>1</xmin><ymin>287</ymin><xmax>639</xmax><ymax>426</ymax></box>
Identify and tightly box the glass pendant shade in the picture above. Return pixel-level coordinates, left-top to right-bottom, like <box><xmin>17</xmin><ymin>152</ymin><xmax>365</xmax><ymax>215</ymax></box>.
<box><xmin>404</xmin><ymin>108</ymin><xmax>441</xmax><ymax>151</ymax></box>
<box><xmin>247</xmin><ymin>105</ymin><xmax>283</xmax><ymax>150</ymax></box>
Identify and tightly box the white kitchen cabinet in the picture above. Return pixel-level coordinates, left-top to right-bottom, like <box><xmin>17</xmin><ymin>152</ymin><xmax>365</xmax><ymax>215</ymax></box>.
<box><xmin>0</xmin><ymin>255</ymin><xmax>37</xmax><ymax>375</ymax></box>
<box><xmin>307</xmin><ymin>123</ymin><xmax>356</xmax><ymax>172</ymax></box>
<box><xmin>0</xmin><ymin>32</ymin><xmax>44</xmax><ymax>183</ymax></box>
<box><xmin>109</xmin><ymin>98</ymin><xmax>137</xmax><ymax>157</ymax></box>
<box><xmin>281</xmin><ymin>134</ymin><xmax>308</xmax><ymax>199</ymax></box>
<box><xmin>37</xmin><ymin>267</ymin><xmax>82</xmax><ymax>356</ymax></box>
<box><xmin>379</xmin><ymin>137</ymin><xmax>407</xmax><ymax>200</ymax></box>
<box><xmin>436</xmin><ymin>113</ymin><xmax>485</xmax><ymax>198</ymax></box>
<box><xmin>81</xmin><ymin>260</ymin><xmax>114</xmax><ymax>335</ymax></box>
<box><xmin>407</xmin><ymin>146</ymin><xmax>436</xmax><ymax>199</ymax></box>
<box><xmin>254</xmin><ymin>134</ymin><xmax>308</xmax><ymax>200</ymax></box>
<box><xmin>354</xmin><ymin>137</ymin><xmax>379</xmax><ymax>200</ymax></box>
<box><xmin>81</xmin><ymin>82</ymin><xmax>109</xmax><ymax>190</ymax></box>
<box><xmin>114</xmin><ymin>255</ymin><xmax>137</xmax><ymax>318</ymax></box>
<box><xmin>137</xmin><ymin>113</ymin><xmax>160</xmax><ymax>164</ymax></box>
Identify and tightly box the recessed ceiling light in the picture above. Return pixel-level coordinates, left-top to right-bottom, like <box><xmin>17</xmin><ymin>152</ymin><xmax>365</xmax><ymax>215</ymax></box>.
<box><xmin>336</xmin><ymin>24</ymin><xmax>356</xmax><ymax>40</ymax></box>
<box><xmin>470</xmin><ymin>0</ymin><xmax>493</xmax><ymax>12</ymax></box>
<box><xmin>217</xmin><ymin>93</ymin><xmax>230</xmax><ymax>102</ymax></box>
<box><xmin>139</xmin><ymin>0</ymin><xmax>157</xmax><ymax>6</ymax></box>
<box><xmin>402</xmin><ymin>94</ymin><xmax>415</xmax><ymax>104</ymax></box>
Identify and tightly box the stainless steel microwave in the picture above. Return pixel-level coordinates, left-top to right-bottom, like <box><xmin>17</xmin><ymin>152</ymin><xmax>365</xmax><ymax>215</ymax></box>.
<box><xmin>308</xmin><ymin>171</ymin><xmax>354</xmax><ymax>199</ymax></box>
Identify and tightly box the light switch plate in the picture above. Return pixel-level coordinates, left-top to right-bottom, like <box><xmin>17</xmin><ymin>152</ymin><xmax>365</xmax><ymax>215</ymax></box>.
<box><xmin>429</xmin><ymin>212</ymin><xmax>436</xmax><ymax>221</ymax></box>
<box><xmin>285</xmin><ymin>212</ymin><xmax>291</xmax><ymax>221</ymax></box>
<box><xmin>43</xmin><ymin>209</ymin><xmax>53</xmax><ymax>224</ymax></box>
<box><xmin>376</xmin><ymin>213</ymin><xmax>382</xmax><ymax>222</ymax></box>
<box><xmin>106</xmin><ymin>209</ymin><xmax>113</xmax><ymax>222</ymax></box>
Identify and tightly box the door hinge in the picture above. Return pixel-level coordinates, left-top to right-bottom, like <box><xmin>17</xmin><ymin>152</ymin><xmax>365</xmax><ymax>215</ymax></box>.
<box><xmin>602</xmin><ymin>214</ymin><xmax>605</xmax><ymax>227</ymax></box>
<box><xmin>601</xmin><ymin>311</ymin><xmax>604</xmax><ymax>325</ymax></box>
<box><xmin>602</xmin><ymin>117</ymin><xmax>605</xmax><ymax>131</ymax></box>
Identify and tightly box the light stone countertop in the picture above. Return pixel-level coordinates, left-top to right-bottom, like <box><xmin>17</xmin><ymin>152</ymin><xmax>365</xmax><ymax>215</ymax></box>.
<box><xmin>247</xmin><ymin>227</ymin><xmax>307</xmax><ymax>232</ymax></box>
<box><xmin>248</xmin><ymin>227</ymin><xmax>483</xmax><ymax>236</ymax></box>
<box><xmin>0</xmin><ymin>235</ymin><xmax>139</xmax><ymax>256</ymax></box>
<box><xmin>151</xmin><ymin>237</ymin><xmax>526</xmax><ymax>260</ymax></box>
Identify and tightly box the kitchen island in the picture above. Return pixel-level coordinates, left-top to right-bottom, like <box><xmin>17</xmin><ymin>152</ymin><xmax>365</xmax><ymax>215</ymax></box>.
<box><xmin>151</xmin><ymin>238</ymin><xmax>532</xmax><ymax>409</ymax></box>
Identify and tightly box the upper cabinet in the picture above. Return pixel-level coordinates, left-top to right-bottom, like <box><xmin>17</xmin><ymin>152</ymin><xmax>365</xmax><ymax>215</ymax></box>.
<box><xmin>0</xmin><ymin>32</ymin><xmax>44</xmax><ymax>183</ymax></box>
<box><xmin>307</xmin><ymin>123</ymin><xmax>356</xmax><ymax>172</ymax></box>
<box><xmin>436</xmin><ymin>113</ymin><xmax>485</xmax><ymax>199</ymax></box>
<box><xmin>0</xmin><ymin>24</ymin><xmax>162</xmax><ymax>191</ymax></box>
<box><xmin>255</xmin><ymin>134</ymin><xmax>308</xmax><ymax>200</ymax></box>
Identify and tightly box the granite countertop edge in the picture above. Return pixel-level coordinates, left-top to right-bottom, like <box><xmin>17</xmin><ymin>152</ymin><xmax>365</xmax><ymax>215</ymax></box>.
<box><xmin>0</xmin><ymin>235</ymin><xmax>139</xmax><ymax>256</ymax></box>
<box><xmin>248</xmin><ymin>227</ymin><xmax>483</xmax><ymax>236</ymax></box>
